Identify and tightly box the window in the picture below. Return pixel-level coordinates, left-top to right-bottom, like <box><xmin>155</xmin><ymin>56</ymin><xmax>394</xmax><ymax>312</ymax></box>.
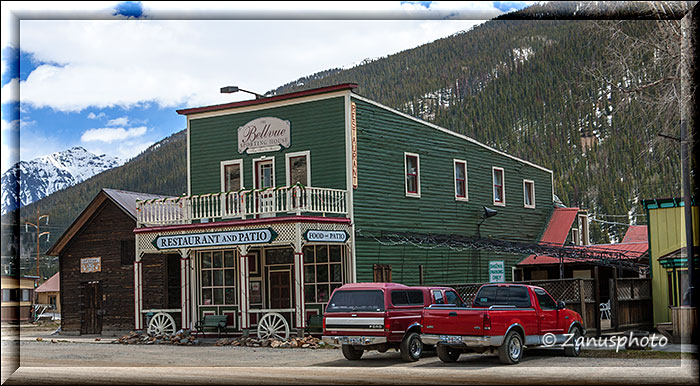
<box><xmin>571</xmin><ymin>228</ymin><xmax>580</xmax><ymax>245</ymax></box>
<box><xmin>534</xmin><ymin>288</ymin><xmax>557</xmax><ymax>310</ymax></box>
<box><xmin>432</xmin><ymin>290</ymin><xmax>444</xmax><ymax>304</ymax></box>
<box><xmin>200</xmin><ymin>250</ymin><xmax>237</xmax><ymax>306</ymax></box>
<box><xmin>454</xmin><ymin>160</ymin><xmax>468</xmax><ymax>200</ymax></box>
<box><xmin>221</xmin><ymin>159</ymin><xmax>243</xmax><ymax>192</ymax></box>
<box><xmin>523</xmin><ymin>180</ymin><xmax>535</xmax><ymax>208</ymax></box>
<box><xmin>21</xmin><ymin>289</ymin><xmax>31</xmax><ymax>302</ymax></box>
<box><xmin>373</xmin><ymin>264</ymin><xmax>392</xmax><ymax>282</ymax></box>
<box><xmin>492</xmin><ymin>167</ymin><xmax>505</xmax><ymax>206</ymax></box>
<box><xmin>2</xmin><ymin>289</ymin><xmax>10</xmax><ymax>302</ymax></box>
<box><xmin>120</xmin><ymin>239</ymin><xmax>135</xmax><ymax>266</ymax></box>
<box><xmin>404</xmin><ymin>153</ymin><xmax>420</xmax><ymax>197</ymax></box>
<box><xmin>286</xmin><ymin>151</ymin><xmax>310</xmax><ymax>186</ymax></box>
<box><xmin>473</xmin><ymin>286</ymin><xmax>531</xmax><ymax>308</ymax></box>
<box><xmin>326</xmin><ymin>290</ymin><xmax>385</xmax><ymax>313</ymax></box>
<box><xmin>578</xmin><ymin>214</ymin><xmax>590</xmax><ymax>245</ymax></box>
<box><xmin>303</xmin><ymin>245</ymin><xmax>343</xmax><ymax>304</ymax></box>
<box><xmin>391</xmin><ymin>290</ymin><xmax>424</xmax><ymax>306</ymax></box>
<box><xmin>445</xmin><ymin>290</ymin><xmax>461</xmax><ymax>305</ymax></box>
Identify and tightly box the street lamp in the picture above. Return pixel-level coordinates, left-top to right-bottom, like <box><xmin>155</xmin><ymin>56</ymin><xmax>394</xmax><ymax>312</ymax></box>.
<box><xmin>220</xmin><ymin>86</ymin><xmax>265</xmax><ymax>99</ymax></box>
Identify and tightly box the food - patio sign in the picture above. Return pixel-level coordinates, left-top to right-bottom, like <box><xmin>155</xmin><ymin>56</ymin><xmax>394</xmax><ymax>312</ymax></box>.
<box><xmin>238</xmin><ymin>117</ymin><xmax>291</xmax><ymax>154</ymax></box>
<box><xmin>152</xmin><ymin>228</ymin><xmax>278</xmax><ymax>250</ymax></box>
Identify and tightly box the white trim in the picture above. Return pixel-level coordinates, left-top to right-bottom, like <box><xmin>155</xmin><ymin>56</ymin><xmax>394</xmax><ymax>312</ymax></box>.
<box><xmin>352</xmin><ymin>94</ymin><xmax>553</xmax><ymax>174</ymax></box>
<box><xmin>187</xmin><ymin>91</ymin><xmax>351</xmax><ymax>120</ymax></box>
<box><xmin>492</xmin><ymin>167</ymin><xmax>506</xmax><ymax>207</ymax></box>
<box><xmin>252</xmin><ymin>156</ymin><xmax>275</xmax><ymax>189</ymax></box>
<box><xmin>186</xmin><ymin>118</ymin><xmax>191</xmax><ymax>196</ymax></box>
<box><xmin>578</xmin><ymin>214</ymin><xmax>590</xmax><ymax>245</ymax></box>
<box><xmin>220</xmin><ymin>159</ymin><xmax>244</xmax><ymax>192</ymax></box>
<box><xmin>453</xmin><ymin>159</ymin><xmax>469</xmax><ymax>201</ymax></box>
<box><xmin>571</xmin><ymin>228</ymin><xmax>580</xmax><ymax>246</ymax></box>
<box><xmin>404</xmin><ymin>152</ymin><xmax>421</xmax><ymax>198</ymax></box>
<box><xmin>285</xmin><ymin>150</ymin><xmax>311</xmax><ymax>186</ymax></box>
<box><xmin>523</xmin><ymin>179</ymin><xmax>536</xmax><ymax>209</ymax></box>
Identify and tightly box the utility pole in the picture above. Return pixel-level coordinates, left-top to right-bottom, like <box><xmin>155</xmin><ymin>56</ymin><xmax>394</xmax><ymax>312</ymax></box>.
<box><xmin>25</xmin><ymin>207</ymin><xmax>50</xmax><ymax>279</ymax></box>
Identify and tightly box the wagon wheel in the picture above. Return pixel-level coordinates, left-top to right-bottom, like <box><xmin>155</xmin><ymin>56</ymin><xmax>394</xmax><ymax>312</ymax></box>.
<box><xmin>257</xmin><ymin>312</ymin><xmax>290</xmax><ymax>340</ymax></box>
<box><xmin>148</xmin><ymin>312</ymin><xmax>176</xmax><ymax>336</ymax></box>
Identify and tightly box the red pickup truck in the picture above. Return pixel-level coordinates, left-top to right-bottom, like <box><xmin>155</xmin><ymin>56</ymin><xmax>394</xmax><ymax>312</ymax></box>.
<box><xmin>421</xmin><ymin>284</ymin><xmax>585</xmax><ymax>364</ymax></box>
<box><xmin>322</xmin><ymin>283</ymin><xmax>465</xmax><ymax>362</ymax></box>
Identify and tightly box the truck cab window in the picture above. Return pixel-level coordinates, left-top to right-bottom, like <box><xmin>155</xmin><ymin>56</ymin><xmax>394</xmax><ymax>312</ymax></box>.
<box><xmin>432</xmin><ymin>290</ymin><xmax>444</xmax><ymax>304</ymax></box>
<box><xmin>534</xmin><ymin>288</ymin><xmax>556</xmax><ymax>310</ymax></box>
<box><xmin>445</xmin><ymin>290</ymin><xmax>460</xmax><ymax>305</ymax></box>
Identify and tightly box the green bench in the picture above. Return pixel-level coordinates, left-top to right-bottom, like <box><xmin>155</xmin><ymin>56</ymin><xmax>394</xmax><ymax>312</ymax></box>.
<box><xmin>306</xmin><ymin>314</ymin><xmax>324</xmax><ymax>335</ymax></box>
<box><xmin>194</xmin><ymin>315</ymin><xmax>229</xmax><ymax>338</ymax></box>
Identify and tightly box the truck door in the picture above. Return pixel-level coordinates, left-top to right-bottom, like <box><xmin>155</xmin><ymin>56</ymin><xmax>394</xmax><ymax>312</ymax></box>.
<box><xmin>533</xmin><ymin>288</ymin><xmax>562</xmax><ymax>335</ymax></box>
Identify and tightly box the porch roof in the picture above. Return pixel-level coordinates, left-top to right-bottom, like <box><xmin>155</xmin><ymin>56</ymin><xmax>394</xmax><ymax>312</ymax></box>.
<box><xmin>134</xmin><ymin>215</ymin><xmax>351</xmax><ymax>234</ymax></box>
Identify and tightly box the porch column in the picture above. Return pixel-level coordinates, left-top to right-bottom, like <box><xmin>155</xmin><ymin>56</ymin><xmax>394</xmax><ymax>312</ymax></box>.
<box><xmin>180</xmin><ymin>249</ymin><xmax>191</xmax><ymax>329</ymax></box>
<box><xmin>134</xmin><ymin>252</ymin><xmax>144</xmax><ymax>330</ymax></box>
<box><xmin>294</xmin><ymin>223</ymin><xmax>306</xmax><ymax>336</ymax></box>
<box><xmin>238</xmin><ymin>245</ymin><xmax>250</xmax><ymax>336</ymax></box>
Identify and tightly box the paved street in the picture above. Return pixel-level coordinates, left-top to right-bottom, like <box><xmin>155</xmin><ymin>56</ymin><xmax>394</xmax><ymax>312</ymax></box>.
<box><xmin>2</xmin><ymin>331</ymin><xmax>698</xmax><ymax>385</ymax></box>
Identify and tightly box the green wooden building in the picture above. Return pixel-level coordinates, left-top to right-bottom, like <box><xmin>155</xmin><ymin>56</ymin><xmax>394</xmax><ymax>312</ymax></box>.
<box><xmin>132</xmin><ymin>83</ymin><xmax>554</xmax><ymax>337</ymax></box>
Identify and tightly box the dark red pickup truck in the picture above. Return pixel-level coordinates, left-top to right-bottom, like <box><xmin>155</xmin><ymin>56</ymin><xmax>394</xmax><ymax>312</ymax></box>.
<box><xmin>322</xmin><ymin>283</ymin><xmax>464</xmax><ymax>361</ymax></box>
<box><xmin>421</xmin><ymin>284</ymin><xmax>585</xmax><ymax>364</ymax></box>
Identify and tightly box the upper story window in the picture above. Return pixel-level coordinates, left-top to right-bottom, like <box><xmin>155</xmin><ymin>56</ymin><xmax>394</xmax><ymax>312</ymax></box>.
<box><xmin>523</xmin><ymin>180</ymin><xmax>535</xmax><ymax>208</ymax></box>
<box><xmin>492</xmin><ymin>167</ymin><xmax>505</xmax><ymax>206</ymax></box>
<box><xmin>454</xmin><ymin>159</ymin><xmax>468</xmax><ymax>201</ymax></box>
<box><xmin>221</xmin><ymin>159</ymin><xmax>243</xmax><ymax>192</ymax></box>
<box><xmin>404</xmin><ymin>153</ymin><xmax>421</xmax><ymax>197</ymax></box>
<box><xmin>286</xmin><ymin>151</ymin><xmax>310</xmax><ymax>186</ymax></box>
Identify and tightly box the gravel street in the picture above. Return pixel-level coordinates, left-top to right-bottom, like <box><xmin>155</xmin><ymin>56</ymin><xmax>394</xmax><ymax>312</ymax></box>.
<box><xmin>2</xmin><ymin>330</ymin><xmax>698</xmax><ymax>385</ymax></box>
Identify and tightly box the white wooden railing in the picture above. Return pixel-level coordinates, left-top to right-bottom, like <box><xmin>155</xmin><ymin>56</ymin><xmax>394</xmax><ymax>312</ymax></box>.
<box><xmin>136</xmin><ymin>185</ymin><xmax>348</xmax><ymax>226</ymax></box>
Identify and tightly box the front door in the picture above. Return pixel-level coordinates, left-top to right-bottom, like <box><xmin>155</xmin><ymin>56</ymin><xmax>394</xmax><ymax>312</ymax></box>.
<box><xmin>269</xmin><ymin>271</ymin><xmax>291</xmax><ymax>309</ymax></box>
<box><xmin>255</xmin><ymin>159</ymin><xmax>274</xmax><ymax>216</ymax></box>
<box><xmin>81</xmin><ymin>281</ymin><xmax>102</xmax><ymax>335</ymax></box>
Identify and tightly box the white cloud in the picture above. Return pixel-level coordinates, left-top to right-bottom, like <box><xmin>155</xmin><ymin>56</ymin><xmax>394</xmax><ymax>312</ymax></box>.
<box><xmin>14</xmin><ymin>7</ymin><xmax>503</xmax><ymax>112</ymax></box>
<box><xmin>87</xmin><ymin>111</ymin><xmax>106</xmax><ymax>120</ymax></box>
<box><xmin>83</xmin><ymin>139</ymin><xmax>155</xmax><ymax>162</ymax></box>
<box><xmin>80</xmin><ymin>126</ymin><xmax>147</xmax><ymax>143</ymax></box>
<box><xmin>106</xmin><ymin>116</ymin><xmax>128</xmax><ymax>126</ymax></box>
<box><xmin>1</xmin><ymin>77</ymin><xmax>18</xmax><ymax>103</ymax></box>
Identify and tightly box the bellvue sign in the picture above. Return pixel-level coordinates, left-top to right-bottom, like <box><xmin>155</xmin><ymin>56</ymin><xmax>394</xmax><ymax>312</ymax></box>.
<box><xmin>152</xmin><ymin>228</ymin><xmax>278</xmax><ymax>250</ymax></box>
<box><xmin>238</xmin><ymin>117</ymin><xmax>291</xmax><ymax>154</ymax></box>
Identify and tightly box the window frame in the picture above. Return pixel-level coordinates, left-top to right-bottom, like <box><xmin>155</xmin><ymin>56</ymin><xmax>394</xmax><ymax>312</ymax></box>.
<box><xmin>492</xmin><ymin>167</ymin><xmax>506</xmax><ymax>206</ymax></box>
<box><xmin>220</xmin><ymin>159</ymin><xmax>244</xmax><ymax>192</ymax></box>
<box><xmin>523</xmin><ymin>179</ymin><xmax>536</xmax><ymax>209</ymax></box>
<box><xmin>453</xmin><ymin>159</ymin><xmax>468</xmax><ymax>201</ymax></box>
<box><xmin>252</xmin><ymin>156</ymin><xmax>275</xmax><ymax>190</ymax></box>
<box><xmin>199</xmin><ymin>249</ymin><xmax>238</xmax><ymax>307</ymax></box>
<box><xmin>285</xmin><ymin>150</ymin><xmax>311</xmax><ymax>187</ymax></box>
<box><xmin>404</xmin><ymin>152</ymin><xmax>421</xmax><ymax>198</ymax></box>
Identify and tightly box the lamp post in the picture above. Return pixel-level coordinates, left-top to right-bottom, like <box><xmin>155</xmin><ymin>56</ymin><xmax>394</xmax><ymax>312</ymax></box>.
<box><xmin>220</xmin><ymin>86</ymin><xmax>265</xmax><ymax>99</ymax></box>
<box><xmin>477</xmin><ymin>206</ymin><xmax>498</xmax><ymax>282</ymax></box>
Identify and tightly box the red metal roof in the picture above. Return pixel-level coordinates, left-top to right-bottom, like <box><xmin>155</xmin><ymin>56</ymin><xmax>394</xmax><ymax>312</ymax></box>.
<box><xmin>538</xmin><ymin>208</ymin><xmax>579</xmax><ymax>247</ymax></box>
<box><xmin>35</xmin><ymin>272</ymin><xmax>59</xmax><ymax>293</ymax></box>
<box><xmin>176</xmin><ymin>83</ymin><xmax>358</xmax><ymax>116</ymax></box>
<box><xmin>518</xmin><ymin>242</ymin><xmax>649</xmax><ymax>266</ymax></box>
<box><xmin>621</xmin><ymin>225</ymin><xmax>648</xmax><ymax>243</ymax></box>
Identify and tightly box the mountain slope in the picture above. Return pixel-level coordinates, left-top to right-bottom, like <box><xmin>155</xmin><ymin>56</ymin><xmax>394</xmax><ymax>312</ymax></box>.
<box><xmin>2</xmin><ymin>147</ymin><xmax>122</xmax><ymax>214</ymax></box>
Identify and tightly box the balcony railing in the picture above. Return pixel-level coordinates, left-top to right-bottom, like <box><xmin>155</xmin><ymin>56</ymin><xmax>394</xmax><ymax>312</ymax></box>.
<box><xmin>136</xmin><ymin>185</ymin><xmax>348</xmax><ymax>227</ymax></box>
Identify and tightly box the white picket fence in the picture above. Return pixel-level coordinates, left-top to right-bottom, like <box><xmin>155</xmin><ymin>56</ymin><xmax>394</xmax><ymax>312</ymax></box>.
<box><xmin>136</xmin><ymin>185</ymin><xmax>348</xmax><ymax>226</ymax></box>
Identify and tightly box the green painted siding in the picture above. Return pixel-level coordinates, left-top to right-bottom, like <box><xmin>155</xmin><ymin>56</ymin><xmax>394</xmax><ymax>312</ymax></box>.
<box><xmin>189</xmin><ymin>97</ymin><xmax>346</xmax><ymax>195</ymax></box>
<box><xmin>351</xmin><ymin>97</ymin><xmax>553</xmax><ymax>284</ymax></box>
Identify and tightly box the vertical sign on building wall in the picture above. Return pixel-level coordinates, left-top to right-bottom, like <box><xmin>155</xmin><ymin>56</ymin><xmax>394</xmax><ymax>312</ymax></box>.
<box><xmin>351</xmin><ymin>101</ymin><xmax>358</xmax><ymax>189</ymax></box>
<box><xmin>489</xmin><ymin>260</ymin><xmax>505</xmax><ymax>283</ymax></box>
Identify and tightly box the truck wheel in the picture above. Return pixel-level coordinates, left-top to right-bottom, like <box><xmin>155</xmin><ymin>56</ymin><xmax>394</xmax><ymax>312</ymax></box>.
<box><xmin>400</xmin><ymin>332</ymin><xmax>423</xmax><ymax>362</ymax></box>
<box><xmin>341</xmin><ymin>344</ymin><xmax>364</xmax><ymax>360</ymax></box>
<box><xmin>436</xmin><ymin>344</ymin><xmax>461</xmax><ymax>363</ymax></box>
<box><xmin>498</xmin><ymin>331</ymin><xmax>524</xmax><ymax>365</ymax></box>
<box><xmin>564</xmin><ymin>327</ymin><xmax>583</xmax><ymax>357</ymax></box>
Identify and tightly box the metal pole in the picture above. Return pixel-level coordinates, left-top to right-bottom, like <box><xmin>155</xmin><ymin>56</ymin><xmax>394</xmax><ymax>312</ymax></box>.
<box><xmin>681</xmin><ymin>10</ymin><xmax>696</xmax><ymax>307</ymax></box>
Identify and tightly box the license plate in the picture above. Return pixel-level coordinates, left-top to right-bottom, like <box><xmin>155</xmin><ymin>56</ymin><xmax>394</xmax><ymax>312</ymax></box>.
<box><xmin>440</xmin><ymin>335</ymin><xmax>462</xmax><ymax>344</ymax></box>
<box><xmin>343</xmin><ymin>337</ymin><xmax>364</xmax><ymax>345</ymax></box>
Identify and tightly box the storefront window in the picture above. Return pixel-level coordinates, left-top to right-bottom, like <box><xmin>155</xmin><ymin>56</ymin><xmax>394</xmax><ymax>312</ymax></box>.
<box><xmin>200</xmin><ymin>250</ymin><xmax>237</xmax><ymax>306</ymax></box>
<box><xmin>303</xmin><ymin>245</ymin><xmax>343</xmax><ymax>304</ymax></box>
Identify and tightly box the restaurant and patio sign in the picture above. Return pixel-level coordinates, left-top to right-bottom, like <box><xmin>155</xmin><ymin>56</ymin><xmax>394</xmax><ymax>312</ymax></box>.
<box><xmin>152</xmin><ymin>228</ymin><xmax>278</xmax><ymax>250</ymax></box>
<box><xmin>238</xmin><ymin>117</ymin><xmax>291</xmax><ymax>154</ymax></box>
<box><xmin>303</xmin><ymin>230</ymin><xmax>349</xmax><ymax>243</ymax></box>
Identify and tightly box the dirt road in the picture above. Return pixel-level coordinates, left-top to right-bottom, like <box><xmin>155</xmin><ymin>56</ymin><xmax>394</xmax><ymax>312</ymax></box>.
<box><xmin>3</xmin><ymin>338</ymin><xmax>698</xmax><ymax>384</ymax></box>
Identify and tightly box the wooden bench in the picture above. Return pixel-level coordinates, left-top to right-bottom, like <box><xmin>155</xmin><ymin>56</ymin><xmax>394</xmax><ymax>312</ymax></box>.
<box><xmin>306</xmin><ymin>314</ymin><xmax>323</xmax><ymax>336</ymax></box>
<box><xmin>194</xmin><ymin>315</ymin><xmax>229</xmax><ymax>338</ymax></box>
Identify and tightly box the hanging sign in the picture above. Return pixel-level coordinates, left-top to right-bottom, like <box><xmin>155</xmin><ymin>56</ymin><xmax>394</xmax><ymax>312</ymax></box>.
<box><xmin>152</xmin><ymin>228</ymin><xmax>278</xmax><ymax>250</ymax></box>
<box><xmin>351</xmin><ymin>102</ymin><xmax>358</xmax><ymax>189</ymax></box>
<box><xmin>303</xmin><ymin>230</ymin><xmax>349</xmax><ymax>243</ymax></box>
<box><xmin>489</xmin><ymin>260</ymin><xmax>505</xmax><ymax>283</ymax></box>
<box><xmin>80</xmin><ymin>257</ymin><xmax>102</xmax><ymax>273</ymax></box>
<box><xmin>238</xmin><ymin>117</ymin><xmax>291</xmax><ymax>154</ymax></box>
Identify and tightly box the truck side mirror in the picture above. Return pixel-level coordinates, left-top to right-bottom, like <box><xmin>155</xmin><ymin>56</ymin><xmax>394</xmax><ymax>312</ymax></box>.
<box><xmin>557</xmin><ymin>301</ymin><xmax>566</xmax><ymax>310</ymax></box>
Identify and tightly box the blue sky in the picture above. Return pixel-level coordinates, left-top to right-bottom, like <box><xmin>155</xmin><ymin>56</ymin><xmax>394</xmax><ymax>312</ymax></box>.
<box><xmin>0</xmin><ymin>1</ymin><xmax>534</xmax><ymax>171</ymax></box>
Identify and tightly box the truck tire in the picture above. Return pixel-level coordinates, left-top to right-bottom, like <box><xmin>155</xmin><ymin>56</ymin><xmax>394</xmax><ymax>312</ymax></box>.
<box><xmin>498</xmin><ymin>330</ymin><xmax>524</xmax><ymax>365</ymax></box>
<box><xmin>341</xmin><ymin>344</ymin><xmax>364</xmax><ymax>360</ymax></box>
<box><xmin>436</xmin><ymin>344</ymin><xmax>461</xmax><ymax>363</ymax></box>
<box><xmin>564</xmin><ymin>327</ymin><xmax>583</xmax><ymax>357</ymax></box>
<box><xmin>400</xmin><ymin>332</ymin><xmax>423</xmax><ymax>362</ymax></box>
